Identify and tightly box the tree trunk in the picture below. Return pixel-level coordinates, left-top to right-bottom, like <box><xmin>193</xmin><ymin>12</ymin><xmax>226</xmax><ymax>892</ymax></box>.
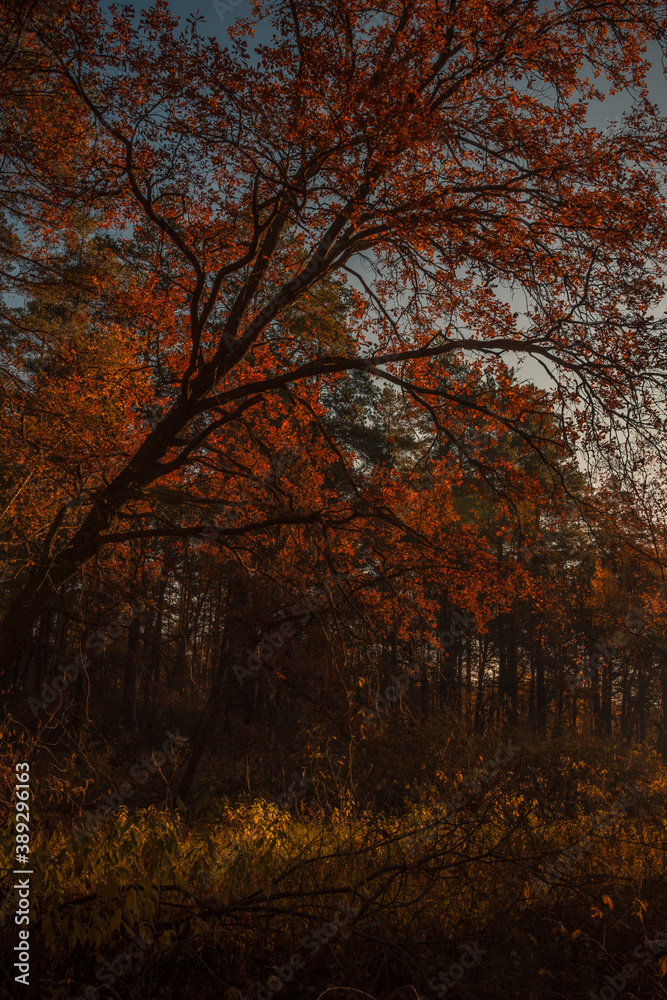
<box><xmin>498</xmin><ymin>614</ymin><xmax>518</xmax><ymax>726</ymax></box>
<box><xmin>0</xmin><ymin>397</ymin><xmax>197</xmax><ymax>689</ymax></box>
<box><xmin>602</xmin><ymin>651</ymin><xmax>613</xmax><ymax>736</ymax></box>
<box><xmin>177</xmin><ymin>570</ymin><xmax>246</xmax><ymax>802</ymax></box>
<box><xmin>140</xmin><ymin>576</ymin><xmax>167</xmax><ymax>740</ymax></box>
<box><xmin>420</xmin><ymin>657</ymin><xmax>430</xmax><ymax>721</ymax></box>
<box><xmin>122</xmin><ymin>611</ymin><xmax>142</xmax><ymax>741</ymax></box>
<box><xmin>637</xmin><ymin>650</ymin><xmax>649</xmax><ymax>743</ymax></box>
<box><xmin>658</xmin><ymin>652</ymin><xmax>667</xmax><ymax>762</ymax></box>
<box><xmin>474</xmin><ymin>635</ymin><xmax>488</xmax><ymax>733</ymax></box>
<box><xmin>465</xmin><ymin>636</ymin><xmax>472</xmax><ymax>730</ymax></box>
<box><xmin>177</xmin><ymin>664</ymin><xmax>238</xmax><ymax>804</ymax></box>
<box><xmin>534</xmin><ymin>626</ymin><xmax>547</xmax><ymax>732</ymax></box>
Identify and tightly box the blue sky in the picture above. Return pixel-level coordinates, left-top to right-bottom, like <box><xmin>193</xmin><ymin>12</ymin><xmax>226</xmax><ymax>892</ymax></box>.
<box><xmin>103</xmin><ymin>2</ymin><xmax>667</xmax><ymax>396</ymax></box>
<box><xmin>166</xmin><ymin>0</ymin><xmax>667</xmax><ymax>117</ymax></box>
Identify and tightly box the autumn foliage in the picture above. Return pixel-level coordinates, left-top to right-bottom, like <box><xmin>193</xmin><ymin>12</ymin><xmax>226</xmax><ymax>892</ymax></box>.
<box><xmin>2</xmin><ymin>0</ymin><xmax>667</xmax><ymax>997</ymax></box>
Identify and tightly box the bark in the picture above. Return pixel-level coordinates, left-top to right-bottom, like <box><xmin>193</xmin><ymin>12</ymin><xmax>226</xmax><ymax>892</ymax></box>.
<box><xmin>0</xmin><ymin>397</ymin><xmax>195</xmax><ymax>688</ymax></box>
<box><xmin>420</xmin><ymin>656</ymin><xmax>430</xmax><ymax>721</ymax></box>
<box><xmin>636</xmin><ymin>650</ymin><xmax>649</xmax><ymax>743</ymax></box>
<box><xmin>658</xmin><ymin>652</ymin><xmax>667</xmax><ymax>762</ymax></box>
<box><xmin>497</xmin><ymin>614</ymin><xmax>518</xmax><ymax>726</ymax></box>
<box><xmin>602</xmin><ymin>653</ymin><xmax>613</xmax><ymax>736</ymax></box>
<box><xmin>465</xmin><ymin>636</ymin><xmax>472</xmax><ymax>729</ymax></box>
<box><xmin>177</xmin><ymin>665</ymin><xmax>237</xmax><ymax>803</ymax></box>
<box><xmin>474</xmin><ymin>635</ymin><xmax>488</xmax><ymax>733</ymax></box>
<box><xmin>122</xmin><ymin>611</ymin><xmax>142</xmax><ymax>741</ymax></box>
<box><xmin>138</xmin><ymin>606</ymin><xmax>155</xmax><ymax>737</ymax></box>
<box><xmin>534</xmin><ymin>627</ymin><xmax>547</xmax><ymax>732</ymax></box>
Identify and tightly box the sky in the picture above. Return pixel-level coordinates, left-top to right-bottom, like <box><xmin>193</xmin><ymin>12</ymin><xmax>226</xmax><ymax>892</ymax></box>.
<box><xmin>105</xmin><ymin>1</ymin><xmax>667</xmax><ymax>396</ymax></box>
<box><xmin>166</xmin><ymin>0</ymin><xmax>667</xmax><ymax>117</ymax></box>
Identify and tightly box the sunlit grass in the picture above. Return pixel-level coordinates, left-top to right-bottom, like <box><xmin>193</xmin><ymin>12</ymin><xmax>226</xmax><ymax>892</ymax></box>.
<box><xmin>4</xmin><ymin>731</ymin><xmax>667</xmax><ymax>999</ymax></box>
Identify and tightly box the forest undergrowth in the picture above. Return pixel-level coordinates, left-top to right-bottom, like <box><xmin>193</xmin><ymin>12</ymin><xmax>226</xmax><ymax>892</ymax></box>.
<box><xmin>2</xmin><ymin>720</ymin><xmax>667</xmax><ymax>1000</ymax></box>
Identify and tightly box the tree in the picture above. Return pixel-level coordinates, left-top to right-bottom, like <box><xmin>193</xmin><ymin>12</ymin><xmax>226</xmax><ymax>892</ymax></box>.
<box><xmin>1</xmin><ymin>0</ymin><xmax>666</xmax><ymax>688</ymax></box>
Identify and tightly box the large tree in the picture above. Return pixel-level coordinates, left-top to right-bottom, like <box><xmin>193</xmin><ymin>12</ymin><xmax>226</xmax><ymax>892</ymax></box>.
<box><xmin>1</xmin><ymin>0</ymin><xmax>666</xmax><ymax>686</ymax></box>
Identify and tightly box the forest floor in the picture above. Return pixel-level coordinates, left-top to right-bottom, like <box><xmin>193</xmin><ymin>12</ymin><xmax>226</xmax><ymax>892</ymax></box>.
<box><xmin>2</xmin><ymin>724</ymin><xmax>667</xmax><ymax>1000</ymax></box>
